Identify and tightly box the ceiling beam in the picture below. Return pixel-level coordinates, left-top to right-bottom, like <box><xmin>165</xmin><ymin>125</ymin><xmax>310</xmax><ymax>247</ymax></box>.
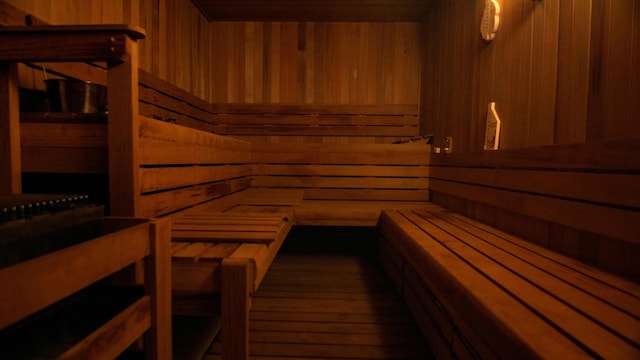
<box><xmin>191</xmin><ymin>0</ymin><xmax>435</xmax><ymax>22</ymax></box>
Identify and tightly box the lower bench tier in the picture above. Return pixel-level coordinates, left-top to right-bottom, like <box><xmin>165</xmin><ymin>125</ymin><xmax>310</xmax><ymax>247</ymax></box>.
<box><xmin>378</xmin><ymin>206</ymin><xmax>640</xmax><ymax>360</ymax></box>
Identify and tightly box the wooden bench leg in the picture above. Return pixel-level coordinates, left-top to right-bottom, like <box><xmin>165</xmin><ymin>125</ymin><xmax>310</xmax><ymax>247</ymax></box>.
<box><xmin>221</xmin><ymin>258</ymin><xmax>253</xmax><ymax>360</ymax></box>
<box><xmin>146</xmin><ymin>217</ymin><xmax>172</xmax><ymax>360</ymax></box>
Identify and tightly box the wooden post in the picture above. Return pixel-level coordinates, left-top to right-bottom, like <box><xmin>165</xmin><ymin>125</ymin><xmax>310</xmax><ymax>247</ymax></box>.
<box><xmin>107</xmin><ymin>37</ymin><xmax>140</xmax><ymax>217</ymax></box>
<box><xmin>221</xmin><ymin>258</ymin><xmax>254</xmax><ymax>360</ymax></box>
<box><xmin>0</xmin><ymin>62</ymin><xmax>21</xmax><ymax>194</ymax></box>
<box><xmin>146</xmin><ymin>217</ymin><xmax>173</xmax><ymax>360</ymax></box>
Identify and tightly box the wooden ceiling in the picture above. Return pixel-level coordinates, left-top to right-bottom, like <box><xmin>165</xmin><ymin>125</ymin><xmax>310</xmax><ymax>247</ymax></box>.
<box><xmin>190</xmin><ymin>0</ymin><xmax>436</xmax><ymax>22</ymax></box>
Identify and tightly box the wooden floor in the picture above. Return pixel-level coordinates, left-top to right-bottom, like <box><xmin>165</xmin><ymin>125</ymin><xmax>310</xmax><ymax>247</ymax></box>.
<box><xmin>203</xmin><ymin>227</ymin><xmax>433</xmax><ymax>359</ymax></box>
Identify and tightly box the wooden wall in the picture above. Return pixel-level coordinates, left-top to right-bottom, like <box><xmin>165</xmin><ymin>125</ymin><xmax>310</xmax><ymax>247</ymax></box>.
<box><xmin>9</xmin><ymin>0</ymin><xmax>640</xmax><ymax>148</ymax></box>
<box><xmin>6</xmin><ymin>0</ymin><xmax>421</xmax><ymax>143</ymax></box>
<box><xmin>421</xmin><ymin>0</ymin><xmax>640</xmax><ymax>152</ymax></box>
<box><xmin>208</xmin><ymin>21</ymin><xmax>420</xmax><ymax>105</ymax></box>
<box><xmin>5</xmin><ymin>1</ymin><xmax>420</xmax><ymax>104</ymax></box>
<box><xmin>5</xmin><ymin>0</ymin><xmax>210</xmax><ymax>99</ymax></box>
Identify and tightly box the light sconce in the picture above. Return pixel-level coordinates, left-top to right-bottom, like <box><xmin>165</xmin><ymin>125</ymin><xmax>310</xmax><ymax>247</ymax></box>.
<box><xmin>480</xmin><ymin>0</ymin><xmax>500</xmax><ymax>41</ymax></box>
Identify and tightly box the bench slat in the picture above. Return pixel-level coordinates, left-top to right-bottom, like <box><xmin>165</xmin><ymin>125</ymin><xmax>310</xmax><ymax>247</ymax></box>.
<box><xmin>442</xmin><ymin>210</ymin><xmax>640</xmax><ymax>313</ymax></box>
<box><xmin>252</xmin><ymin>164</ymin><xmax>429</xmax><ymax>178</ymax></box>
<box><xmin>171</xmin><ymin>242</ymin><xmax>219</xmax><ymax>262</ymax></box>
<box><xmin>140</xmin><ymin>165</ymin><xmax>250</xmax><ymax>193</ymax></box>
<box><xmin>173</xmin><ymin>219</ymin><xmax>283</xmax><ymax>226</ymax></box>
<box><xmin>213</xmin><ymin>124</ymin><xmax>417</xmax><ymax>137</ymax></box>
<box><xmin>430</xmin><ymin>178</ymin><xmax>640</xmax><ymax>245</ymax></box>
<box><xmin>379</xmin><ymin>209</ymin><xmax>595</xmax><ymax>359</ymax></box>
<box><xmin>213</xmin><ymin>114</ymin><xmax>417</xmax><ymax>126</ymax></box>
<box><xmin>380</xmin><ymin>207</ymin><xmax>640</xmax><ymax>359</ymax></box>
<box><xmin>138</xmin><ymin>178</ymin><xmax>252</xmax><ymax>218</ymax></box>
<box><xmin>251</xmin><ymin>142</ymin><xmax>430</xmax><ymax>166</ymax></box>
<box><xmin>252</xmin><ymin>175</ymin><xmax>427</xmax><ymax>189</ymax></box>
<box><xmin>430</xmin><ymin>166</ymin><xmax>639</xmax><ymax>209</ymax></box>
<box><xmin>412</xmin><ymin>208</ymin><xmax>640</xmax><ymax>347</ymax></box>
<box><xmin>172</xmin><ymin>231</ymin><xmax>277</xmax><ymax>244</ymax></box>
<box><xmin>402</xmin><ymin>210</ymin><xmax>639</xmax><ymax>359</ymax></box>
<box><xmin>303</xmin><ymin>189</ymin><xmax>429</xmax><ymax>202</ymax></box>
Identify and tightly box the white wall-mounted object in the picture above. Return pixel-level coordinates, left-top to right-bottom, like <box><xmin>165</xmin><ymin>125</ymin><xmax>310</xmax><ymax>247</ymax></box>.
<box><xmin>480</xmin><ymin>0</ymin><xmax>501</xmax><ymax>41</ymax></box>
<box><xmin>484</xmin><ymin>102</ymin><xmax>501</xmax><ymax>150</ymax></box>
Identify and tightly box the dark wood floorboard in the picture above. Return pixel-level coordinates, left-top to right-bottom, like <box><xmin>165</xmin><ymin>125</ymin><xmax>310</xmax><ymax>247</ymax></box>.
<box><xmin>203</xmin><ymin>228</ymin><xmax>433</xmax><ymax>359</ymax></box>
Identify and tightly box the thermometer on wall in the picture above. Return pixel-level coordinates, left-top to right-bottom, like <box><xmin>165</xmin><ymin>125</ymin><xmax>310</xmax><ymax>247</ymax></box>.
<box><xmin>481</xmin><ymin>0</ymin><xmax>501</xmax><ymax>41</ymax></box>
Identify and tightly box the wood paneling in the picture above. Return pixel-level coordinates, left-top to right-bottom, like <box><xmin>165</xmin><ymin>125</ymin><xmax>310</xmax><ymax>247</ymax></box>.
<box><xmin>586</xmin><ymin>0</ymin><xmax>640</xmax><ymax>141</ymax></box>
<box><xmin>210</xmin><ymin>21</ymin><xmax>420</xmax><ymax>106</ymax></box>
<box><xmin>6</xmin><ymin>1</ymin><xmax>420</xmax><ymax>107</ymax></box>
<box><xmin>421</xmin><ymin>0</ymin><xmax>559</xmax><ymax>151</ymax></box>
<box><xmin>428</xmin><ymin>140</ymin><xmax>640</xmax><ymax>278</ymax></box>
<box><xmin>421</xmin><ymin>0</ymin><xmax>640</xmax><ymax>151</ymax></box>
<box><xmin>6</xmin><ymin>0</ymin><xmax>421</xmax><ymax>143</ymax></box>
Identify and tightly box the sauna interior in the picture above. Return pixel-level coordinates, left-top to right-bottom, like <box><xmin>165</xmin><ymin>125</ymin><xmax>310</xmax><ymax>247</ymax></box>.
<box><xmin>1</xmin><ymin>0</ymin><xmax>639</xmax><ymax>359</ymax></box>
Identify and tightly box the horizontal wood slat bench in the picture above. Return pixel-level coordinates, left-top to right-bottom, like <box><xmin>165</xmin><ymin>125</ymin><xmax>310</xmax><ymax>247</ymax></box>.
<box><xmin>211</xmin><ymin>103</ymin><xmax>419</xmax><ymax>140</ymax></box>
<box><xmin>133</xmin><ymin>116</ymin><xmax>293</xmax><ymax>360</ymax></box>
<box><xmin>170</xmin><ymin>211</ymin><xmax>292</xmax><ymax>360</ymax></box>
<box><xmin>250</xmin><ymin>141</ymin><xmax>431</xmax><ymax>226</ymax></box>
<box><xmin>378</xmin><ymin>205</ymin><xmax>640</xmax><ymax>360</ymax></box>
<box><xmin>429</xmin><ymin>140</ymin><xmax>640</xmax><ymax>279</ymax></box>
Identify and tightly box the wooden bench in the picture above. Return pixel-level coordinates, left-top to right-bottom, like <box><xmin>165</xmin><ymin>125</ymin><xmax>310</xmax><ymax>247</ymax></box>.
<box><xmin>251</xmin><ymin>140</ymin><xmax>431</xmax><ymax>226</ymax></box>
<box><xmin>3</xmin><ymin>10</ymin><xmax>292</xmax><ymax>354</ymax></box>
<box><xmin>170</xmin><ymin>211</ymin><xmax>292</xmax><ymax>359</ymax></box>
<box><xmin>428</xmin><ymin>140</ymin><xmax>640</xmax><ymax>279</ymax></box>
<box><xmin>378</xmin><ymin>205</ymin><xmax>640</xmax><ymax>359</ymax></box>
<box><xmin>378</xmin><ymin>140</ymin><xmax>640</xmax><ymax>358</ymax></box>
<box><xmin>135</xmin><ymin>110</ymin><xmax>293</xmax><ymax>359</ymax></box>
<box><xmin>211</xmin><ymin>103</ymin><xmax>419</xmax><ymax>141</ymax></box>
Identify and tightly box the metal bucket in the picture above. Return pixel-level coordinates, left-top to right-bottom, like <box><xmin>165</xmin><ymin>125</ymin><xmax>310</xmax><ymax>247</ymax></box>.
<box><xmin>45</xmin><ymin>79</ymin><xmax>107</xmax><ymax>114</ymax></box>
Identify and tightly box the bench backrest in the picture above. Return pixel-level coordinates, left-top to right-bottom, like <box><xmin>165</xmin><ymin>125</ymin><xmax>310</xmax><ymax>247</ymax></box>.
<box><xmin>251</xmin><ymin>141</ymin><xmax>430</xmax><ymax>202</ymax></box>
<box><xmin>137</xmin><ymin>116</ymin><xmax>251</xmax><ymax>218</ymax></box>
<box><xmin>211</xmin><ymin>103</ymin><xmax>419</xmax><ymax>143</ymax></box>
<box><xmin>429</xmin><ymin>140</ymin><xmax>640</xmax><ymax>279</ymax></box>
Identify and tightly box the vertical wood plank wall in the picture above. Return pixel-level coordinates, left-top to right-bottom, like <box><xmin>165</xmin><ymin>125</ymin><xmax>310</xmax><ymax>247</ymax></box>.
<box><xmin>420</xmin><ymin>0</ymin><xmax>640</xmax><ymax>152</ymax></box>
<box><xmin>7</xmin><ymin>0</ymin><xmax>420</xmax><ymax>144</ymax></box>
<box><xmin>7</xmin><ymin>1</ymin><xmax>420</xmax><ymax>141</ymax></box>
<box><xmin>208</xmin><ymin>21</ymin><xmax>420</xmax><ymax>106</ymax></box>
<box><xmin>9</xmin><ymin>0</ymin><xmax>639</xmax><ymax>148</ymax></box>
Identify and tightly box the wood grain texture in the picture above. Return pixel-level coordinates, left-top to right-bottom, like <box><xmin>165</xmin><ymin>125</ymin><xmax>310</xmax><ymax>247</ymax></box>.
<box><xmin>7</xmin><ymin>1</ymin><xmax>420</xmax><ymax>143</ymax></box>
<box><xmin>379</xmin><ymin>207</ymin><xmax>640</xmax><ymax>359</ymax></box>
<box><xmin>205</xmin><ymin>252</ymin><xmax>432</xmax><ymax>359</ymax></box>
<box><xmin>0</xmin><ymin>62</ymin><xmax>21</xmax><ymax>193</ymax></box>
<box><xmin>0</xmin><ymin>218</ymin><xmax>151</xmax><ymax>329</ymax></box>
<box><xmin>429</xmin><ymin>140</ymin><xmax>640</xmax><ymax>278</ymax></box>
<box><xmin>421</xmin><ymin>0</ymin><xmax>640</xmax><ymax>151</ymax></box>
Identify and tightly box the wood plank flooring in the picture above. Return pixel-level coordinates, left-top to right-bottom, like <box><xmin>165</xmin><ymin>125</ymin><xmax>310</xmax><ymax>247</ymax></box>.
<box><xmin>203</xmin><ymin>229</ymin><xmax>433</xmax><ymax>359</ymax></box>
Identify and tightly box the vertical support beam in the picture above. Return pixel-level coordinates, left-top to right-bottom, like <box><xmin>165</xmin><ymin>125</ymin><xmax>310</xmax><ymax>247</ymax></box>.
<box><xmin>146</xmin><ymin>217</ymin><xmax>173</xmax><ymax>360</ymax></box>
<box><xmin>107</xmin><ymin>37</ymin><xmax>140</xmax><ymax>217</ymax></box>
<box><xmin>0</xmin><ymin>62</ymin><xmax>21</xmax><ymax>194</ymax></box>
<box><xmin>221</xmin><ymin>258</ymin><xmax>253</xmax><ymax>360</ymax></box>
